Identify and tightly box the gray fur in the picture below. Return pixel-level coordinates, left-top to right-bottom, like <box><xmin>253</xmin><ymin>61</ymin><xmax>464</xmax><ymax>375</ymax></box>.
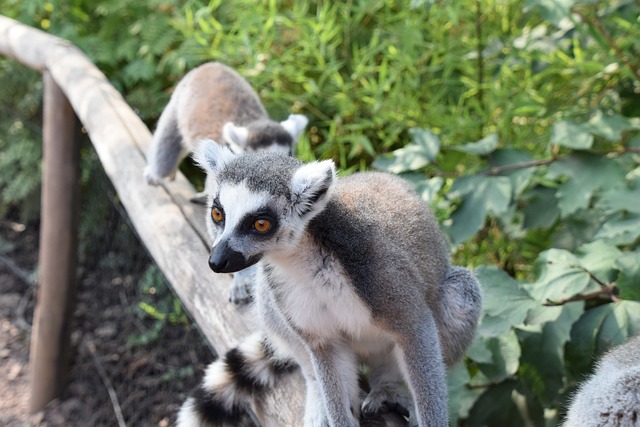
<box><xmin>563</xmin><ymin>334</ymin><xmax>640</xmax><ymax>427</ymax></box>
<box><xmin>179</xmin><ymin>144</ymin><xmax>482</xmax><ymax>427</ymax></box>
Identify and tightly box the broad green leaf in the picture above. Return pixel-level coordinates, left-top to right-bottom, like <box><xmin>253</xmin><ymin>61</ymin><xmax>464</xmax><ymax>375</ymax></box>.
<box><xmin>408</xmin><ymin>127</ymin><xmax>440</xmax><ymax>159</ymax></box>
<box><xmin>470</xmin><ymin>330</ymin><xmax>521</xmax><ymax>384</ymax></box>
<box><xmin>548</xmin><ymin>153</ymin><xmax>626</xmax><ymax>218</ymax></box>
<box><xmin>566</xmin><ymin>301</ymin><xmax>640</xmax><ymax>376</ymax></box>
<box><xmin>452</xmin><ymin>133</ymin><xmax>499</xmax><ymax>156</ymax></box>
<box><xmin>371</xmin><ymin>128</ymin><xmax>440</xmax><ymax>173</ymax></box>
<box><xmin>414</xmin><ymin>177</ymin><xmax>444</xmax><ymax>204</ymax></box>
<box><xmin>475</xmin><ymin>266</ymin><xmax>537</xmax><ymax>336</ymax></box>
<box><xmin>447</xmin><ymin>363</ymin><xmax>483</xmax><ymax>426</ymax></box>
<box><xmin>587</xmin><ymin>110</ymin><xmax>640</xmax><ymax>141</ymax></box>
<box><xmin>595</xmin><ymin>213</ymin><xmax>640</xmax><ymax>245</ymax></box>
<box><xmin>576</xmin><ymin>239</ymin><xmax>622</xmax><ymax>280</ymax></box>
<box><xmin>550</xmin><ymin>120</ymin><xmax>593</xmax><ymax>150</ymax></box>
<box><xmin>525</xmin><ymin>249</ymin><xmax>591</xmax><ymax>303</ymax></box>
<box><xmin>466</xmin><ymin>381</ymin><xmax>525</xmax><ymax>427</ymax></box>
<box><xmin>490</xmin><ymin>149</ymin><xmax>535</xmax><ymax>197</ymax></box>
<box><xmin>447</xmin><ymin>176</ymin><xmax>512</xmax><ymax>244</ymax></box>
<box><xmin>615</xmin><ymin>251</ymin><xmax>640</xmax><ymax>301</ymax></box>
<box><xmin>597</xmin><ymin>185</ymin><xmax>640</xmax><ymax>215</ymax></box>
<box><xmin>522</xmin><ymin>186</ymin><xmax>560</xmax><ymax>229</ymax></box>
<box><xmin>517</xmin><ymin>302</ymin><xmax>583</xmax><ymax>405</ymax></box>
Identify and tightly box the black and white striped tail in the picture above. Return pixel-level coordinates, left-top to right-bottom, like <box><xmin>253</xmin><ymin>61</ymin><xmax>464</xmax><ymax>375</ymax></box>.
<box><xmin>177</xmin><ymin>333</ymin><xmax>298</xmax><ymax>426</ymax></box>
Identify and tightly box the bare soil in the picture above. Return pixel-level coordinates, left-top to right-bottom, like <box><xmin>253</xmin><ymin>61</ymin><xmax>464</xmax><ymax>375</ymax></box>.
<box><xmin>0</xmin><ymin>213</ymin><xmax>213</xmax><ymax>427</ymax></box>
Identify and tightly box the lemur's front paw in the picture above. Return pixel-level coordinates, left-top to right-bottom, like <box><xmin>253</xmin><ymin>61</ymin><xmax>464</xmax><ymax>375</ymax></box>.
<box><xmin>143</xmin><ymin>167</ymin><xmax>163</xmax><ymax>186</ymax></box>
<box><xmin>229</xmin><ymin>270</ymin><xmax>255</xmax><ymax>305</ymax></box>
<box><xmin>361</xmin><ymin>382</ymin><xmax>411</xmax><ymax>419</ymax></box>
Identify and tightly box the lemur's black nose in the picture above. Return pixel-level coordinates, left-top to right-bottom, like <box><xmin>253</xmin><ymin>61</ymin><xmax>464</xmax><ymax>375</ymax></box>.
<box><xmin>208</xmin><ymin>241</ymin><xmax>249</xmax><ymax>273</ymax></box>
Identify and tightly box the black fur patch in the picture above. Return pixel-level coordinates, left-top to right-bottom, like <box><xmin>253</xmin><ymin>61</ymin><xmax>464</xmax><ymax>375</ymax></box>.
<box><xmin>192</xmin><ymin>386</ymin><xmax>248</xmax><ymax>425</ymax></box>
<box><xmin>224</xmin><ymin>348</ymin><xmax>267</xmax><ymax>394</ymax></box>
<box><xmin>262</xmin><ymin>338</ymin><xmax>299</xmax><ymax>375</ymax></box>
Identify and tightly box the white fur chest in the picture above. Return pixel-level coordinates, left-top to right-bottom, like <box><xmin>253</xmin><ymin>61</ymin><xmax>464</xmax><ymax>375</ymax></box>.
<box><xmin>264</xmin><ymin>242</ymin><xmax>373</xmax><ymax>343</ymax></box>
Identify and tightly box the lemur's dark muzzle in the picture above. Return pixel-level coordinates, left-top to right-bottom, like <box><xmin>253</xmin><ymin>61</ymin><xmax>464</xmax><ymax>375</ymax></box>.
<box><xmin>208</xmin><ymin>240</ymin><xmax>247</xmax><ymax>273</ymax></box>
<box><xmin>208</xmin><ymin>240</ymin><xmax>259</xmax><ymax>273</ymax></box>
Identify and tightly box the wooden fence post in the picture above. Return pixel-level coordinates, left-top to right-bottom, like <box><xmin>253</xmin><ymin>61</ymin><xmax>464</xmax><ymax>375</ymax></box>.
<box><xmin>29</xmin><ymin>70</ymin><xmax>81</xmax><ymax>413</ymax></box>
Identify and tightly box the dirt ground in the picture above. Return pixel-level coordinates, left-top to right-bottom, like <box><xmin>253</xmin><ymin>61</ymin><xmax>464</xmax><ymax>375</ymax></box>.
<box><xmin>0</xmin><ymin>214</ymin><xmax>213</xmax><ymax>427</ymax></box>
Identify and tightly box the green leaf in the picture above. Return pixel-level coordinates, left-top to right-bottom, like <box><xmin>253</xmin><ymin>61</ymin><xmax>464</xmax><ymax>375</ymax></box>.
<box><xmin>576</xmin><ymin>240</ymin><xmax>622</xmax><ymax>280</ymax></box>
<box><xmin>525</xmin><ymin>249</ymin><xmax>591</xmax><ymax>303</ymax></box>
<box><xmin>566</xmin><ymin>301</ymin><xmax>640</xmax><ymax>376</ymax></box>
<box><xmin>549</xmin><ymin>153</ymin><xmax>626</xmax><ymax>218</ymax></box>
<box><xmin>447</xmin><ymin>363</ymin><xmax>483</xmax><ymax>426</ymax></box>
<box><xmin>475</xmin><ymin>266</ymin><xmax>538</xmax><ymax>336</ymax></box>
<box><xmin>466</xmin><ymin>381</ymin><xmax>525</xmax><ymax>427</ymax></box>
<box><xmin>597</xmin><ymin>185</ymin><xmax>640</xmax><ymax>215</ymax></box>
<box><xmin>522</xmin><ymin>186</ymin><xmax>560</xmax><ymax>229</ymax></box>
<box><xmin>550</xmin><ymin>120</ymin><xmax>593</xmax><ymax>150</ymax></box>
<box><xmin>595</xmin><ymin>213</ymin><xmax>640</xmax><ymax>244</ymax></box>
<box><xmin>615</xmin><ymin>251</ymin><xmax>640</xmax><ymax>301</ymax></box>
<box><xmin>452</xmin><ymin>133</ymin><xmax>499</xmax><ymax>155</ymax></box>
<box><xmin>517</xmin><ymin>302</ymin><xmax>583</xmax><ymax>405</ymax></box>
<box><xmin>470</xmin><ymin>330</ymin><xmax>521</xmax><ymax>384</ymax></box>
<box><xmin>447</xmin><ymin>176</ymin><xmax>512</xmax><ymax>244</ymax></box>
<box><xmin>587</xmin><ymin>110</ymin><xmax>640</xmax><ymax>141</ymax></box>
<box><xmin>413</xmin><ymin>177</ymin><xmax>444</xmax><ymax>204</ymax></box>
<box><xmin>371</xmin><ymin>128</ymin><xmax>440</xmax><ymax>173</ymax></box>
<box><xmin>490</xmin><ymin>149</ymin><xmax>535</xmax><ymax>197</ymax></box>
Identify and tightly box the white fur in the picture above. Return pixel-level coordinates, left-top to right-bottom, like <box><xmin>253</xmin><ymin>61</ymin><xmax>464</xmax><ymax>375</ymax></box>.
<box><xmin>194</xmin><ymin>139</ymin><xmax>236</xmax><ymax>174</ymax></box>
<box><xmin>176</xmin><ymin>397</ymin><xmax>202</xmax><ymax>426</ymax></box>
<box><xmin>215</xmin><ymin>183</ymin><xmax>272</xmax><ymax>248</ymax></box>
<box><xmin>281</xmin><ymin>114</ymin><xmax>309</xmax><ymax>141</ymax></box>
<box><xmin>290</xmin><ymin>160</ymin><xmax>336</xmax><ymax>217</ymax></box>
<box><xmin>266</xmin><ymin>238</ymin><xmax>374</xmax><ymax>341</ymax></box>
<box><xmin>222</xmin><ymin>122</ymin><xmax>249</xmax><ymax>148</ymax></box>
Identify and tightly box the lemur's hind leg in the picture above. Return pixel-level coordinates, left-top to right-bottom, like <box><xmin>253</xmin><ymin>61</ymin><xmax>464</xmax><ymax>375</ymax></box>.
<box><xmin>176</xmin><ymin>333</ymin><xmax>297</xmax><ymax>427</ymax></box>
<box><xmin>361</xmin><ymin>347</ymin><xmax>412</xmax><ymax>420</ymax></box>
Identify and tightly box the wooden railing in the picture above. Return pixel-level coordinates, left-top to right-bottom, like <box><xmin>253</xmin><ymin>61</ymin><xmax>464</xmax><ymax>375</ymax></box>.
<box><xmin>0</xmin><ymin>15</ymin><xmax>305</xmax><ymax>425</ymax></box>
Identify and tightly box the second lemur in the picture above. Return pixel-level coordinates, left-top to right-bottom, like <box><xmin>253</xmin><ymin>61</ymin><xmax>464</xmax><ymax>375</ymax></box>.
<box><xmin>144</xmin><ymin>61</ymin><xmax>308</xmax><ymax>187</ymax></box>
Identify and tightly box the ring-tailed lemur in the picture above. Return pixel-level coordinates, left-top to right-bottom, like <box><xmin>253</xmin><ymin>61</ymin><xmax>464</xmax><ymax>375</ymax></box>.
<box><xmin>143</xmin><ymin>61</ymin><xmax>308</xmax><ymax>186</ymax></box>
<box><xmin>563</xmin><ymin>334</ymin><xmax>639</xmax><ymax>427</ymax></box>
<box><xmin>143</xmin><ymin>61</ymin><xmax>308</xmax><ymax>304</ymax></box>
<box><xmin>176</xmin><ymin>142</ymin><xmax>482</xmax><ymax>427</ymax></box>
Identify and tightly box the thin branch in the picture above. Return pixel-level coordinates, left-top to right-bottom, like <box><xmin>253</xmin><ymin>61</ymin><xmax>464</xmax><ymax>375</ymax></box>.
<box><xmin>481</xmin><ymin>158</ymin><xmax>557</xmax><ymax>175</ymax></box>
<box><xmin>0</xmin><ymin>253</ymin><xmax>36</xmax><ymax>287</ymax></box>
<box><xmin>544</xmin><ymin>286</ymin><xmax>620</xmax><ymax>306</ymax></box>
<box><xmin>85</xmin><ymin>339</ymin><xmax>127</xmax><ymax>427</ymax></box>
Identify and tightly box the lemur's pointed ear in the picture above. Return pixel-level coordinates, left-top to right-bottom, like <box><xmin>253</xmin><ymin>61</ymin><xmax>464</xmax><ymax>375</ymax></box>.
<box><xmin>290</xmin><ymin>160</ymin><xmax>336</xmax><ymax>217</ymax></box>
<box><xmin>222</xmin><ymin>122</ymin><xmax>249</xmax><ymax>149</ymax></box>
<box><xmin>281</xmin><ymin>114</ymin><xmax>309</xmax><ymax>142</ymax></box>
<box><xmin>193</xmin><ymin>139</ymin><xmax>236</xmax><ymax>174</ymax></box>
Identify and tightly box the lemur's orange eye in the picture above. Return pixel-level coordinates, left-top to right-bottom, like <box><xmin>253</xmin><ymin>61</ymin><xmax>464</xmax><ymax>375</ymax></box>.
<box><xmin>211</xmin><ymin>207</ymin><xmax>224</xmax><ymax>223</ymax></box>
<box><xmin>254</xmin><ymin>219</ymin><xmax>272</xmax><ymax>233</ymax></box>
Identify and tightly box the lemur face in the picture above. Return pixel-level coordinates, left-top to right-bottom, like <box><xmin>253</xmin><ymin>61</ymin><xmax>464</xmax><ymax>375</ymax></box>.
<box><xmin>195</xmin><ymin>141</ymin><xmax>335</xmax><ymax>274</ymax></box>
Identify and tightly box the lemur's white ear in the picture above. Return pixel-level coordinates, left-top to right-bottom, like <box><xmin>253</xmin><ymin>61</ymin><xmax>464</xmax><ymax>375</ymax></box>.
<box><xmin>222</xmin><ymin>122</ymin><xmax>249</xmax><ymax>149</ymax></box>
<box><xmin>193</xmin><ymin>139</ymin><xmax>236</xmax><ymax>174</ymax></box>
<box><xmin>280</xmin><ymin>114</ymin><xmax>309</xmax><ymax>142</ymax></box>
<box><xmin>290</xmin><ymin>160</ymin><xmax>336</xmax><ymax>217</ymax></box>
